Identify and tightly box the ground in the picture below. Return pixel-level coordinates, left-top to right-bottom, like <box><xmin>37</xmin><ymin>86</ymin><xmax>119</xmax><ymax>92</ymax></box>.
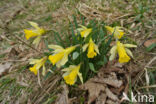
<box><xmin>0</xmin><ymin>0</ymin><xmax>156</xmax><ymax>104</ymax></box>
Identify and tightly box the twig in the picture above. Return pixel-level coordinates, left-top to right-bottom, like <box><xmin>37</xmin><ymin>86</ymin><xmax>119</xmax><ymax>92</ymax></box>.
<box><xmin>138</xmin><ymin>85</ymin><xmax>156</xmax><ymax>89</ymax></box>
<box><xmin>114</xmin><ymin>13</ymin><xmax>134</xmax><ymax>20</ymax></box>
<box><xmin>14</xmin><ymin>35</ymin><xmax>42</xmax><ymax>54</ymax></box>
<box><xmin>0</xmin><ymin>59</ymin><xmax>28</xmax><ymax>63</ymax></box>
<box><xmin>145</xmin><ymin>56</ymin><xmax>156</xmax><ymax>68</ymax></box>
<box><xmin>143</xmin><ymin>56</ymin><xmax>156</xmax><ymax>91</ymax></box>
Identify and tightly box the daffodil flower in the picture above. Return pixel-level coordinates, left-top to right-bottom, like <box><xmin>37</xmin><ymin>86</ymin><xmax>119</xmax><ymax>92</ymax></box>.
<box><xmin>82</xmin><ymin>38</ymin><xmax>99</xmax><ymax>58</ymax></box>
<box><xmin>24</xmin><ymin>21</ymin><xmax>46</xmax><ymax>46</ymax></box>
<box><xmin>109</xmin><ymin>41</ymin><xmax>137</xmax><ymax>63</ymax></box>
<box><xmin>29</xmin><ymin>56</ymin><xmax>47</xmax><ymax>75</ymax></box>
<box><xmin>48</xmin><ymin>45</ymin><xmax>77</xmax><ymax>68</ymax></box>
<box><xmin>77</xmin><ymin>25</ymin><xmax>92</xmax><ymax>38</ymax></box>
<box><xmin>62</xmin><ymin>64</ymin><xmax>83</xmax><ymax>85</ymax></box>
<box><xmin>105</xmin><ymin>26</ymin><xmax>124</xmax><ymax>39</ymax></box>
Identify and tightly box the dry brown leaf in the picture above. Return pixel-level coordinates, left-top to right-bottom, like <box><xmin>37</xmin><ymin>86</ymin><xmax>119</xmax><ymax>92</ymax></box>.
<box><xmin>144</xmin><ymin>39</ymin><xmax>156</xmax><ymax>47</ymax></box>
<box><xmin>0</xmin><ymin>62</ymin><xmax>12</xmax><ymax>76</ymax></box>
<box><xmin>96</xmin><ymin>93</ymin><xmax>107</xmax><ymax>104</ymax></box>
<box><xmin>93</xmin><ymin>76</ymin><xmax>123</xmax><ymax>88</ymax></box>
<box><xmin>78</xmin><ymin>3</ymin><xmax>104</xmax><ymax>21</ymax></box>
<box><xmin>106</xmin><ymin>99</ymin><xmax>119</xmax><ymax>104</ymax></box>
<box><xmin>8</xmin><ymin>47</ymin><xmax>19</xmax><ymax>57</ymax></box>
<box><xmin>55</xmin><ymin>84</ymin><xmax>69</xmax><ymax>104</ymax></box>
<box><xmin>105</xmin><ymin>88</ymin><xmax>119</xmax><ymax>101</ymax></box>
<box><xmin>80</xmin><ymin>79</ymin><xmax>106</xmax><ymax>104</ymax></box>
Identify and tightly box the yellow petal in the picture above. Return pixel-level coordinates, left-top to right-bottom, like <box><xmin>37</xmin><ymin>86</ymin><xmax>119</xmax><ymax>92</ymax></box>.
<box><xmin>125</xmin><ymin>48</ymin><xmax>134</xmax><ymax>58</ymax></box>
<box><xmin>109</xmin><ymin>45</ymin><xmax>117</xmax><ymax>61</ymax></box>
<box><xmin>64</xmin><ymin>75</ymin><xmax>76</xmax><ymax>85</ymax></box>
<box><xmin>63</xmin><ymin>64</ymin><xmax>81</xmax><ymax>85</ymax></box>
<box><xmin>94</xmin><ymin>44</ymin><xmax>99</xmax><ymax>54</ymax></box>
<box><xmin>65</xmin><ymin>46</ymin><xmax>76</xmax><ymax>55</ymax></box>
<box><xmin>42</xmin><ymin>64</ymin><xmax>46</xmax><ymax>76</ymax></box>
<box><xmin>29</xmin><ymin>65</ymin><xmax>38</xmax><ymax>75</ymax></box>
<box><xmin>109</xmin><ymin>51</ymin><xmax>117</xmax><ymax>61</ymax></box>
<box><xmin>80</xmin><ymin>28</ymin><xmax>92</xmax><ymax>38</ymax></box>
<box><xmin>24</xmin><ymin>29</ymin><xmax>39</xmax><ymax>40</ymax></box>
<box><xmin>87</xmin><ymin>39</ymin><xmax>97</xmax><ymax>58</ymax></box>
<box><xmin>29</xmin><ymin>59</ymin><xmax>40</xmax><ymax>64</ymax></box>
<box><xmin>28</xmin><ymin>21</ymin><xmax>39</xmax><ymax>29</ymax></box>
<box><xmin>35</xmin><ymin>57</ymin><xmax>47</xmax><ymax>70</ymax></box>
<box><xmin>62</xmin><ymin>65</ymin><xmax>77</xmax><ymax>72</ymax></box>
<box><xmin>124</xmin><ymin>44</ymin><xmax>137</xmax><ymax>48</ymax></box>
<box><xmin>117</xmin><ymin>41</ymin><xmax>130</xmax><ymax>63</ymax></box>
<box><xmin>33</xmin><ymin>36</ymin><xmax>41</xmax><ymax>46</ymax></box>
<box><xmin>105</xmin><ymin>26</ymin><xmax>113</xmax><ymax>33</ymax></box>
<box><xmin>48</xmin><ymin>44</ymin><xmax>64</xmax><ymax>50</ymax></box>
<box><xmin>105</xmin><ymin>26</ymin><xmax>124</xmax><ymax>39</ymax></box>
<box><xmin>110</xmin><ymin>46</ymin><xmax>117</xmax><ymax>54</ymax></box>
<box><xmin>78</xmin><ymin>72</ymin><xmax>83</xmax><ymax>84</ymax></box>
<box><xmin>48</xmin><ymin>44</ymin><xmax>64</xmax><ymax>53</ymax></box>
<box><xmin>82</xmin><ymin>44</ymin><xmax>89</xmax><ymax>52</ymax></box>
<box><xmin>64</xmin><ymin>69</ymin><xmax>78</xmax><ymax>85</ymax></box>
<box><xmin>80</xmin><ymin>25</ymin><xmax>88</xmax><ymax>29</ymax></box>
<box><xmin>114</xmin><ymin>26</ymin><xmax>124</xmax><ymax>39</ymax></box>
<box><xmin>29</xmin><ymin>56</ymin><xmax>47</xmax><ymax>75</ymax></box>
<box><xmin>38</xmin><ymin>28</ymin><xmax>46</xmax><ymax>35</ymax></box>
<box><xmin>48</xmin><ymin>52</ymin><xmax>64</xmax><ymax>65</ymax></box>
<box><xmin>56</xmin><ymin>55</ymin><xmax>68</xmax><ymax>68</ymax></box>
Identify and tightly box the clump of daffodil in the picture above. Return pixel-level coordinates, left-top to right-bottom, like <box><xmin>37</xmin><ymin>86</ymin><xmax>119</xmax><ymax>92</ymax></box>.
<box><xmin>29</xmin><ymin>56</ymin><xmax>47</xmax><ymax>75</ymax></box>
<box><xmin>109</xmin><ymin>41</ymin><xmax>137</xmax><ymax>63</ymax></box>
<box><xmin>105</xmin><ymin>26</ymin><xmax>124</xmax><ymax>39</ymax></box>
<box><xmin>77</xmin><ymin>25</ymin><xmax>92</xmax><ymax>38</ymax></box>
<box><xmin>24</xmin><ymin>21</ymin><xmax>46</xmax><ymax>46</ymax></box>
<box><xmin>82</xmin><ymin>38</ymin><xmax>99</xmax><ymax>58</ymax></box>
<box><xmin>62</xmin><ymin>64</ymin><xmax>83</xmax><ymax>85</ymax></box>
<box><xmin>48</xmin><ymin>45</ymin><xmax>78</xmax><ymax>68</ymax></box>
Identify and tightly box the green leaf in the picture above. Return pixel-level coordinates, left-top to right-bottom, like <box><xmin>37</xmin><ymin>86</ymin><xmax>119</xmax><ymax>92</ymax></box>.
<box><xmin>97</xmin><ymin>61</ymin><xmax>104</xmax><ymax>65</ymax></box>
<box><xmin>146</xmin><ymin>43</ymin><xmax>156</xmax><ymax>52</ymax></box>
<box><xmin>70</xmin><ymin>22</ymin><xmax>78</xmax><ymax>44</ymax></box>
<box><xmin>54</xmin><ymin>31</ymin><xmax>65</xmax><ymax>47</ymax></box>
<box><xmin>72</xmin><ymin>52</ymin><xmax>79</xmax><ymax>60</ymax></box>
<box><xmin>89</xmin><ymin>63</ymin><xmax>97</xmax><ymax>73</ymax></box>
<box><xmin>73</xmin><ymin>15</ymin><xmax>78</xmax><ymax>28</ymax></box>
<box><xmin>103</xmin><ymin>55</ymin><xmax>108</xmax><ymax>64</ymax></box>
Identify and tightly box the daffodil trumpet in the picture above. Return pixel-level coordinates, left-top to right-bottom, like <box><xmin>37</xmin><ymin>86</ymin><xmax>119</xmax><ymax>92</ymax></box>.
<box><xmin>62</xmin><ymin>64</ymin><xmax>83</xmax><ymax>85</ymax></box>
<box><xmin>29</xmin><ymin>56</ymin><xmax>47</xmax><ymax>75</ymax></box>
<box><xmin>105</xmin><ymin>26</ymin><xmax>124</xmax><ymax>39</ymax></box>
<box><xmin>24</xmin><ymin>21</ymin><xmax>46</xmax><ymax>46</ymax></box>
<box><xmin>109</xmin><ymin>41</ymin><xmax>137</xmax><ymax>63</ymax></box>
<box><xmin>82</xmin><ymin>38</ymin><xmax>99</xmax><ymax>58</ymax></box>
<box><xmin>48</xmin><ymin>45</ymin><xmax>78</xmax><ymax>68</ymax></box>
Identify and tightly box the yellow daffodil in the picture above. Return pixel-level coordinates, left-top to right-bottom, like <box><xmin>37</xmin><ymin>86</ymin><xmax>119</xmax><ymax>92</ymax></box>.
<box><xmin>77</xmin><ymin>25</ymin><xmax>92</xmax><ymax>38</ymax></box>
<box><xmin>48</xmin><ymin>45</ymin><xmax>77</xmax><ymax>68</ymax></box>
<box><xmin>82</xmin><ymin>38</ymin><xmax>99</xmax><ymax>58</ymax></box>
<box><xmin>105</xmin><ymin>26</ymin><xmax>124</xmax><ymax>39</ymax></box>
<box><xmin>29</xmin><ymin>56</ymin><xmax>47</xmax><ymax>75</ymax></box>
<box><xmin>62</xmin><ymin>64</ymin><xmax>83</xmax><ymax>85</ymax></box>
<box><xmin>109</xmin><ymin>41</ymin><xmax>137</xmax><ymax>63</ymax></box>
<box><xmin>24</xmin><ymin>21</ymin><xmax>46</xmax><ymax>46</ymax></box>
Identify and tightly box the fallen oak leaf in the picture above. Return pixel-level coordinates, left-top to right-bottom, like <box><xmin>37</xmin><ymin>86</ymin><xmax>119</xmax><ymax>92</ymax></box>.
<box><xmin>96</xmin><ymin>93</ymin><xmax>107</xmax><ymax>104</ymax></box>
<box><xmin>93</xmin><ymin>77</ymin><xmax>123</xmax><ymax>88</ymax></box>
<box><xmin>80</xmin><ymin>79</ymin><xmax>106</xmax><ymax>104</ymax></box>
<box><xmin>106</xmin><ymin>99</ymin><xmax>119</xmax><ymax>104</ymax></box>
<box><xmin>105</xmin><ymin>87</ymin><xmax>119</xmax><ymax>101</ymax></box>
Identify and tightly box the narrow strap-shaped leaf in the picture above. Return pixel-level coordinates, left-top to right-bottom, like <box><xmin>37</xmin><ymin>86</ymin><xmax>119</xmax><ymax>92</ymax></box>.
<box><xmin>53</xmin><ymin>31</ymin><xmax>65</xmax><ymax>47</ymax></box>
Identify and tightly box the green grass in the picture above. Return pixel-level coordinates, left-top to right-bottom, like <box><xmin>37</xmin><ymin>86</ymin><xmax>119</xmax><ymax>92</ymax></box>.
<box><xmin>0</xmin><ymin>0</ymin><xmax>155</xmax><ymax>103</ymax></box>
